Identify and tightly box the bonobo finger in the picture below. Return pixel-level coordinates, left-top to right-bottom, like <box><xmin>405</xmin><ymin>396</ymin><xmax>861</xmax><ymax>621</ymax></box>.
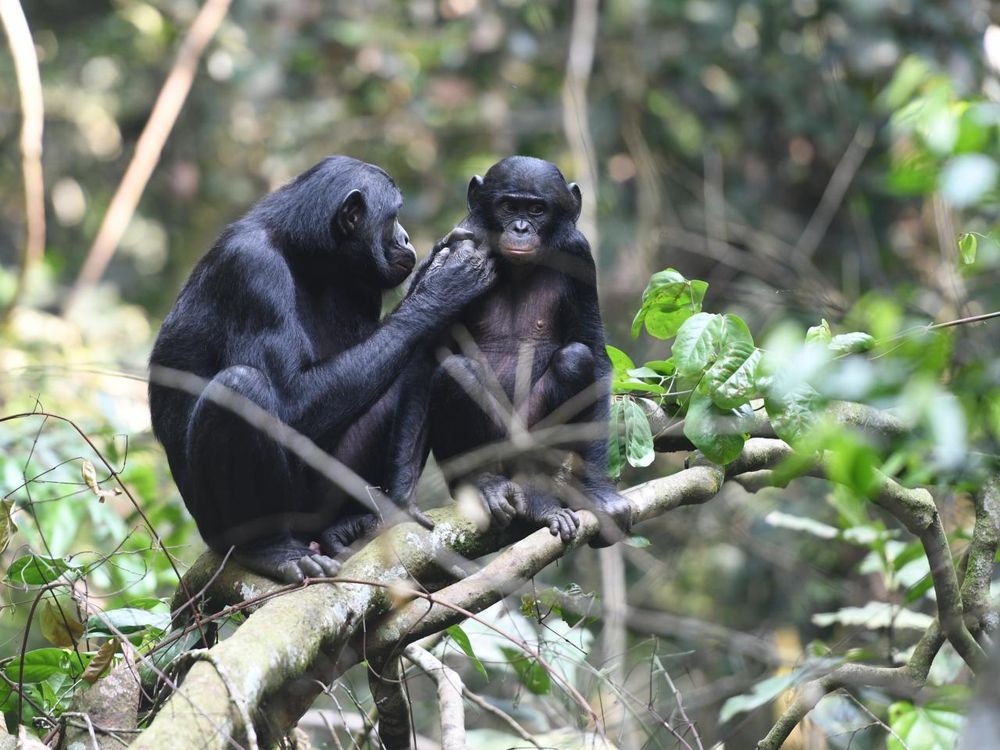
<box><xmin>554</xmin><ymin>512</ymin><xmax>579</xmax><ymax>543</ymax></box>
<box><xmin>276</xmin><ymin>561</ymin><xmax>305</xmax><ymax>584</ymax></box>
<box><xmin>503</xmin><ymin>482</ymin><xmax>526</xmax><ymax>513</ymax></box>
<box><xmin>408</xmin><ymin>504</ymin><xmax>436</xmax><ymax>530</ymax></box>
<box><xmin>444</xmin><ymin>226</ymin><xmax>475</xmax><ymax>245</ymax></box>
<box><xmin>297</xmin><ymin>555</ymin><xmax>325</xmax><ymax>578</ymax></box>
<box><xmin>312</xmin><ymin>554</ymin><xmax>340</xmax><ymax>578</ymax></box>
<box><xmin>486</xmin><ymin>494</ymin><xmax>516</xmax><ymax>526</ymax></box>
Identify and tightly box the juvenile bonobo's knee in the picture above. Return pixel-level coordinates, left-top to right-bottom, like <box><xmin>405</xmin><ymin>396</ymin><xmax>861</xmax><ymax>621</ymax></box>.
<box><xmin>552</xmin><ymin>343</ymin><xmax>595</xmax><ymax>385</ymax></box>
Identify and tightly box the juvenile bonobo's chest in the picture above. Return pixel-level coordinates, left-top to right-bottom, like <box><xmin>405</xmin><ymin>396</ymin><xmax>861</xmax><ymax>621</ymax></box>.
<box><xmin>459</xmin><ymin>267</ymin><xmax>567</xmax><ymax>383</ymax></box>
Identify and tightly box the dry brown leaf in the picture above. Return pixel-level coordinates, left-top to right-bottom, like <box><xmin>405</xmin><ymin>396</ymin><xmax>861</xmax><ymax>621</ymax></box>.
<box><xmin>39</xmin><ymin>597</ymin><xmax>84</xmax><ymax>648</ymax></box>
<box><xmin>82</xmin><ymin>637</ymin><xmax>121</xmax><ymax>684</ymax></box>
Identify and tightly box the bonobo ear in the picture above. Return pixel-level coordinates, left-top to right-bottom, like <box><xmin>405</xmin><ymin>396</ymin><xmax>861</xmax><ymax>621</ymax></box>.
<box><xmin>467</xmin><ymin>176</ymin><xmax>484</xmax><ymax>212</ymax></box>
<box><xmin>337</xmin><ymin>189</ymin><xmax>367</xmax><ymax>235</ymax></box>
<box><xmin>568</xmin><ymin>182</ymin><xmax>583</xmax><ymax>224</ymax></box>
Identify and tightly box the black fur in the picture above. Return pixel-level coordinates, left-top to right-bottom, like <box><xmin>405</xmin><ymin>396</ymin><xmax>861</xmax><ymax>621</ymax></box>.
<box><xmin>149</xmin><ymin>156</ymin><xmax>495</xmax><ymax>582</ymax></box>
<box><xmin>387</xmin><ymin>156</ymin><xmax>633</xmax><ymax>546</ymax></box>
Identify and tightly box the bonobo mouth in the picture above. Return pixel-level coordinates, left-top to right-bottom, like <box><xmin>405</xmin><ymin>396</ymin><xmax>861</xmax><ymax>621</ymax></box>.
<box><xmin>499</xmin><ymin>238</ymin><xmax>539</xmax><ymax>263</ymax></box>
<box><xmin>389</xmin><ymin>246</ymin><xmax>417</xmax><ymax>274</ymax></box>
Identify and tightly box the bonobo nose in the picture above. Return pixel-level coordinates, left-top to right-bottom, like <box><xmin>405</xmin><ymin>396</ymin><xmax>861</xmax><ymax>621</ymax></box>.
<box><xmin>513</xmin><ymin>219</ymin><xmax>530</xmax><ymax>234</ymax></box>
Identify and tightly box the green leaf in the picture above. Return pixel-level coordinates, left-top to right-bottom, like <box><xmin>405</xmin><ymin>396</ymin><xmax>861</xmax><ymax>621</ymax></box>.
<box><xmin>624</xmin><ymin>535</ymin><xmax>651</xmax><ymax>548</ymax></box>
<box><xmin>720</xmin><ymin>672</ymin><xmax>798</xmax><ymax>723</ymax></box>
<box><xmin>903</xmin><ymin>575</ymin><xmax>935</xmax><ymax>604</ymax></box>
<box><xmin>888</xmin><ymin>701</ymin><xmax>963</xmax><ymax>750</ymax></box>
<box><xmin>86</xmin><ymin>608</ymin><xmax>171</xmax><ymax>637</ymax></box>
<box><xmin>958</xmin><ymin>232</ymin><xmax>977</xmax><ymax>264</ymax></box>
<box><xmin>824</xmin><ymin>434</ymin><xmax>880</xmax><ymax>497</ymax></box>
<box><xmin>805</xmin><ymin>319</ymin><xmax>832</xmax><ymax>345</ymax></box>
<box><xmin>765</xmin><ymin>383</ymin><xmax>822</xmax><ymax>447</ymax></box>
<box><xmin>704</xmin><ymin>345</ymin><xmax>761</xmax><ymax>410</ymax></box>
<box><xmin>5</xmin><ymin>648</ymin><xmax>72</xmax><ymax>683</ymax></box>
<box><xmin>643</xmin><ymin>359</ymin><xmax>676</xmax><ymax>376</ymax></box>
<box><xmin>672</xmin><ymin>313</ymin><xmax>726</xmax><ymax>377</ymax></box>
<box><xmin>500</xmin><ymin>647</ymin><xmax>551</xmax><ymax>695</ymax></box>
<box><xmin>605</xmin><ymin>345</ymin><xmax>635</xmax><ymax>379</ymax></box>
<box><xmin>684</xmin><ymin>389</ymin><xmax>746</xmax><ymax>464</ymax></box>
<box><xmin>631</xmin><ymin>269</ymin><xmax>708</xmax><ymax>339</ymax></box>
<box><xmin>446</xmin><ymin>625</ymin><xmax>488</xmax><ymax>679</ymax></box>
<box><xmin>6</xmin><ymin>555</ymin><xmax>74</xmax><ymax>586</ymax></box>
<box><xmin>828</xmin><ymin>332</ymin><xmax>876</xmax><ymax>355</ymax></box>
<box><xmin>607</xmin><ymin>401</ymin><xmax>625</xmax><ymax>479</ymax></box>
<box><xmin>621</xmin><ymin>399</ymin><xmax>655</xmax><ymax>468</ymax></box>
<box><xmin>613</xmin><ymin>380</ymin><xmax>666</xmax><ymax>395</ymax></box>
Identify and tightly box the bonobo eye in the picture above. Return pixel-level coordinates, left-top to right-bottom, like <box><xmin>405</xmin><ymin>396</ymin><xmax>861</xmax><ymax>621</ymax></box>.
<box><xmin>497</xmin><ymin>199</ymin><xmax>514</xmax><ymax>214</ymax></box>
<box><xmin>528</xmin><ymin>202</ymin><xmax>546</xmax><ymax>216</ymax></box>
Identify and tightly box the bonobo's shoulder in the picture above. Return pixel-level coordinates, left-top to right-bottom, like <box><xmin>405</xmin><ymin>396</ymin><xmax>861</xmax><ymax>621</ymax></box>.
<box><xmin>200</xmin><ymin>222</ymin><xmax>292</xmax><ymax>285</ymax></box>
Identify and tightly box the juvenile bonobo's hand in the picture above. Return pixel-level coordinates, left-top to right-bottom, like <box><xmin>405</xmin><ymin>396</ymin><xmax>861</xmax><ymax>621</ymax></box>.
<box><xmin>408</xmin><ymin>227</ymin><xmax>496</xmax><ymax>318</ymax></box>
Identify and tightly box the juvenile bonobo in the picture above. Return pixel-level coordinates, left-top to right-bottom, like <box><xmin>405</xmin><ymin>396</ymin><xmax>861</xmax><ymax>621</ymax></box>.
<box><xmin>387</xmin><ymin>156</ymin><xmax>633</xmax><ymax>545</ymax></box>
<box><xmin>148</xmin><ymin>156</ymin><xmax>495</xmax><ymax>583</ymax></box>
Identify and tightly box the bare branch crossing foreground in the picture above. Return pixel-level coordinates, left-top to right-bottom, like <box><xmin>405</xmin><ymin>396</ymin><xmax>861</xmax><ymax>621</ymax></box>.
<box><xmin>116</xmin><ymin>402</ymin><xmax>1000</xmax><ymax>749</ymax></box>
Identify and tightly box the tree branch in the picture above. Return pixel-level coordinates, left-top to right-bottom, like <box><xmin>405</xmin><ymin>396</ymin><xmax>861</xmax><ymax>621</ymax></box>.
<box><xmin>63</xmin><ymin>0</ymin><xmax>231</xmax><ymax>315</ymax></box>
<box><xmin>403</xmin><ymin>645</ymin><xmax>466</xmax><ymax>750</ymax></box>
<box><xmin>0</xmin><ymin>0</ymin><xmax>45</xmax><ymax>323</ymax></box>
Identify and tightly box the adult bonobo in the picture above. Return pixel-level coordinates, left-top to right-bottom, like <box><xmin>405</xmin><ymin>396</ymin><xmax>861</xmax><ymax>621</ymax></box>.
<box><xmin>387</xmin><ymin>156</ymin><xmax>633</xmax><ymax>545</ymax></box>
<box><xmin>149</xmin><ymin>156</ymin><xmax>495</xmax><ymax>583</ymax></box>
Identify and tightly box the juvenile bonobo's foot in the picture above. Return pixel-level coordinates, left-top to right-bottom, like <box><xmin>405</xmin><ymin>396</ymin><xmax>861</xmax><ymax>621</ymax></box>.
<box><xmin>475</xmin><ymin>473</ymin><xmax>524</xmax><ymax>528</ymax></box>
<box><xmin>319</xmin><ymin>513</ymin><xmax>381</xmax><ymax>559</ymax></box>
<box><xmin>587</xmin><ymin>488</ymin><xmax>635</xmax><ymax>548</ymax></box>
<box><xmin>232</xmin><ymin>536</ymin><xmax>340</xmax><ymax>584</ymax></box>
<box><xmin>522</xmin><ymin>489</ymin><xmax>581</xmax><ymax>543</ymax></box>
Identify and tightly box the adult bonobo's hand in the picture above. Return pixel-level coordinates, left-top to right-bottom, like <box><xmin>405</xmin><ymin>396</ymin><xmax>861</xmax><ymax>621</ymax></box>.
<box><xmin>406</xmin><ymin>227</ymin><xmax>496</xmax><ymax>318</ymax></box>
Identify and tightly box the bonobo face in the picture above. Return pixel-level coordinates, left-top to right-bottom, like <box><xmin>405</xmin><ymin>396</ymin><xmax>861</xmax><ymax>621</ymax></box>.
<box><xmin>334</xmin><ymin>174</ymin><xmax>417</xmax><ymax>288</ymax></box>
<box><xmin>468</xmin><ymin>156</ymin><xmax>583</xmax><ymax>266</ymax></box>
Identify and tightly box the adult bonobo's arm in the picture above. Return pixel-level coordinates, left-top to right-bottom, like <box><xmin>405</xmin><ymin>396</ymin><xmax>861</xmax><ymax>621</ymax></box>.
<box><xmin>291</xmin><ymin>237</ymin><xmax>495</xmax><ymax>438</ymax></box>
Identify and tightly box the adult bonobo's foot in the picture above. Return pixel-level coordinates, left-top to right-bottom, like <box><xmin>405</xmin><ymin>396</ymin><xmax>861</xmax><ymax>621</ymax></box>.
<box><xmin>319</xmin><ymin>513</ymin><xmax>381</xmax><ymax>560</ymax></box>
<box><xmin>588</xmin><ymin>488</ymin><xmax>635</xmax><ymax>548</ymax></box>
<box><xmin>475</xmin><ymin>473</ymin><xmax>525</xmax><ymax>528</ymax></box>
<box><xmin>232</xmin><ymin>536</ymin><xmax>340</xmax><ymax>584</ymax></box>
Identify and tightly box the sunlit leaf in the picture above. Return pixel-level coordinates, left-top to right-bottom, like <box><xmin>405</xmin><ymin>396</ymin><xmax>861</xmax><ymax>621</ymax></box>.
<box><xmin>888</xmin><ymin>701</ymin><xmax>963</xmax><ymax>750</ymax></box>
<box><xmin>672</xmin><ymin>313</ymin><xmax>726</xmax><ymax>377</ymax></box>
<box><xmin>631</xmin><ymin>269</ymin><xmax>707</xmax><ymax>340</ymax></box>
<box><xmin>6</xmin><ymin>555</ymin><xmax>74</xmax><ymax>587</ymax></box>
<box><xmin>828</xmin><ymin>332</ymin><xmax>876</xmax><ymax>355</ymax></box>
<box><xmin>605</xmin><ymin>345</ymin><xmax>635</xmax><ymax>379</ymax></box>
<box><xmin>957</xmin><ymin>232</ymin><xmax>977</xmax><ymax>265</ymax></box>
<box><xmin>805</xmin><ymin>319</ymin><xmax>832</xmax><ymax>345</ymax></box>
